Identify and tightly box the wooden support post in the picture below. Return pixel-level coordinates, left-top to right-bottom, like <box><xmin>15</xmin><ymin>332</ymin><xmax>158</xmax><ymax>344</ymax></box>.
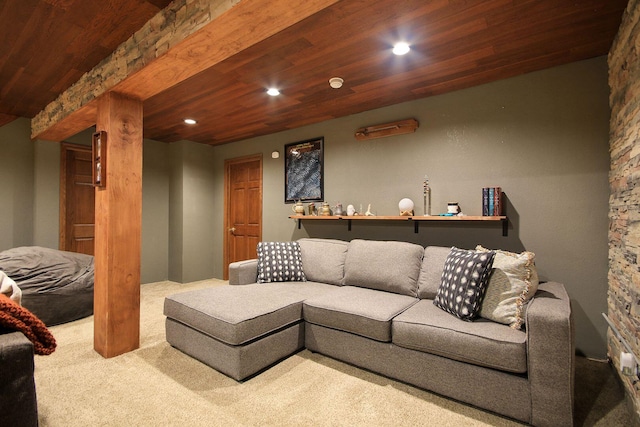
<box><xmin>93</xmin><ymin>92</ymin><xmax>143</xmax><ymax>358</ymax></box>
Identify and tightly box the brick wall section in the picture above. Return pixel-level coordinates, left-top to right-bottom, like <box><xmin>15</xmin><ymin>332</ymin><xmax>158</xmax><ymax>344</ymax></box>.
<box><xmin>609</xmin><ymin>0</ymin><xmax>640</xmax><ymax>418</ymax></box>
<box><xmin>31</xmin><ymin>0</ymin><xmax>239</xmax><ymax>138</ymax></box>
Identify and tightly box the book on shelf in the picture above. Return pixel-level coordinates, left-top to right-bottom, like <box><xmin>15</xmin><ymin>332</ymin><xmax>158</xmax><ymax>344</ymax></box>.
<box><xmin>482</xmin><ymin>188</ymin><xmax>489</xmax><ymax>216</ymax></box>
<box><xmin>493</xmin><ymin>186</ymin><xmax>502</xmax><ymax>216</ymax></box>
<box><xmin>482</xmin><ymin>187</ymin><xmax>502</xmax><ymax>216</ymax></box>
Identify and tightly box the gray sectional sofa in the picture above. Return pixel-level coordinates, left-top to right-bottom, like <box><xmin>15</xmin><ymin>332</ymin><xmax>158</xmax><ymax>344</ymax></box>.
<box><xmin>164</xmin><ymin>238</ymin><xmax>574</xmax><ymax>426</ymax></box>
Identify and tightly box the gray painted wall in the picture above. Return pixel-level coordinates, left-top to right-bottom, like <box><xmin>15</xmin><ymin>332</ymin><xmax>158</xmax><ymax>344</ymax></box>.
<box><xmin>210</xmin><ymin>56</ymin><xmax>611</xmax><ymax>358</ymax></box>
<box><xmin>33</xmin><ymin>139</ymin><xmax>60</xmax><ymax>248</ymax></box>
<box><xmin>142</xmin><ymin>139</ymin><xmax>170</xmax><ymax>283</ymax></box>
<box><xmin>167</xmin><ymin>140</ymin><xmax>217</xmax><ymax>283</ymax></box>
<box><xmin>168</xmin><ymin>142</ymin><xmax>185</xmax><ymax>282</ymax></box>
<box><xmin>0</xmin><ymin>118</ymin><xmax>34</xmax><ymax>249</ymax></box>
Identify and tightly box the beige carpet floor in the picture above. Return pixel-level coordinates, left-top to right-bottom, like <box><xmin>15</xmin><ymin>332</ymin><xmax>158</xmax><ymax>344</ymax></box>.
<box><xmin>33</xmin><ymin>279</ymin><xmax>633</xmax><ymax>426</ymax></box>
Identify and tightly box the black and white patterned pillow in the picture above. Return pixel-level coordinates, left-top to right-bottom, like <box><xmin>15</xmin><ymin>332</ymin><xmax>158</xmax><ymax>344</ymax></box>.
<box><xmin>257</xmin><ymin>242</ymin><xmax>306</xmax><ymax>283</ymax></box>
<box><xmin>433</xmin><ymin>247</ymin><xmax>495</xmax><ymax>321</ymax></box>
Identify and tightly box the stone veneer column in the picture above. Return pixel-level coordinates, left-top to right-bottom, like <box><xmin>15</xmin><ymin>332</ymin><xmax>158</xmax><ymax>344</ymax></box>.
<box><xmin>608</xmin><ymin>0</ymin><xmax>640</xmax><ymax>419</ymax></box>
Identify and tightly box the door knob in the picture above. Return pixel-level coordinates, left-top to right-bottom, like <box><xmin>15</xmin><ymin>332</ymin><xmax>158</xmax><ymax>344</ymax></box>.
<box><xmin>229</xmin><ymin>227</ymin><xmax>236</xmax><ymax>234</ymax></box>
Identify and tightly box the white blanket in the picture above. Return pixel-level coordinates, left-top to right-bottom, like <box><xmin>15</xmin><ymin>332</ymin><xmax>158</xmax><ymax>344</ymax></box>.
<box><xmin>0</xmin><ymin>270</ymin><xmax>21</xmax><ymax>305</ymax></box>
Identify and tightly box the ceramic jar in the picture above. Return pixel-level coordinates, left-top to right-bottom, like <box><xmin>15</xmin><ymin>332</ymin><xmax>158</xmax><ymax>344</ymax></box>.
<box><xmin>292</xmin><ymin>200</ymin><xmax>305</xmax><ymax>215</ymax></box>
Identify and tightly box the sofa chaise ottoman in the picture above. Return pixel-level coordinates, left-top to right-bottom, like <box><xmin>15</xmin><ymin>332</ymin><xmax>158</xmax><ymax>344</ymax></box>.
<box><xmin>164</xmin><ymin>280</ymin><xmax>337</xmax><ymax>380</ymax></box>
<box><xmin>164</xmin><ymin>238</ymin><xmax>574</xmax><ymax>426</ymax></box>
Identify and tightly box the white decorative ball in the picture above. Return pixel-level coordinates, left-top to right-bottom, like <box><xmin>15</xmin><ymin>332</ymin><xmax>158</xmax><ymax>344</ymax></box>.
<box><xmin>398</xmin><ymin>198</ymin><xmax>414</xmax><ymax>214</ymax></box>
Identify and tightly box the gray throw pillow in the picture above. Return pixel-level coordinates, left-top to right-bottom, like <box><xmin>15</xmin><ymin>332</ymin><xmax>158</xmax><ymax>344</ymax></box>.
<box><xmin>433</xmin><ymin>247</ymin><xmax>495</xmax><ymax>321</ymax></box>
<box><xmin>256</xmin><ymin>242</ymin><xmax>306</xmax><ymax>283</ymax></box>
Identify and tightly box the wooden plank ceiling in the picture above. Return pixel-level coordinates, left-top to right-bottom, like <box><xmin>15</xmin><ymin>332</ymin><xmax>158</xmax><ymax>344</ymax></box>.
<box><xmin>0</xmin><ymin>0</ymin><xmax>628</xmax><ymax>144</ymax></box>
<box><xmin>0</xmin><ymin>0</ymin><xmax>173</xmax><ymax>127</ymax></box>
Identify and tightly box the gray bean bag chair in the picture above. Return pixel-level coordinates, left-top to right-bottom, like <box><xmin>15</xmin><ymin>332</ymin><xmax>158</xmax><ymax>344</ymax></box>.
<box><xmin>0</xmin><ymin>246</ymin><xmax>94</xmax><ymax>326</ymax></box>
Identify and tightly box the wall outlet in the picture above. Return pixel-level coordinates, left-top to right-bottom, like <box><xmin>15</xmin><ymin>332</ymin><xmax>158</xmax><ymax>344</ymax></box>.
<box><xmin>621</xmin><ymin>351</ymin><xmax>636</xmax><ymax>376</ymax></box>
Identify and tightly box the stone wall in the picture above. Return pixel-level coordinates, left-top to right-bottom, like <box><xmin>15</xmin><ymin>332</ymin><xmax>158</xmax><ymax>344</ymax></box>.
<box><xmin>608</xmin><ymin>0</ymin><xmax>640</xmax><ymax>418</ymax></box>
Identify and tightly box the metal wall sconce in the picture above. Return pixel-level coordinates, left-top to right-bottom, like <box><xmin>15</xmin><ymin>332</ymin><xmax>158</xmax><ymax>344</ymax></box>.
<box><xmin>354</xmin><ymin>118</ymin><xmax>419</xmax><ymax>141</ymax></box>
<box><xmin>92</xmin><ymin>131</ymin><xmax>106</xmax><ymax>187</ymax></box>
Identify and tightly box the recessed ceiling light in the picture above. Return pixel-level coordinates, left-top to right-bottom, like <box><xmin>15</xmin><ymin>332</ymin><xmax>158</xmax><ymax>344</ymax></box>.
<box><xmin>266</xmin><ymin>88</ymin><xmax>280</xmax><ymax>96</ymax></box>
<box><xmin>184</xmin><ymin>118</ymin><xmax>197</xmax><ymax>125</ymax></box>
<box><xmin>392</xmin><ymin>42</ymin><xmax>410</xmax><ymax>56</ymax></box>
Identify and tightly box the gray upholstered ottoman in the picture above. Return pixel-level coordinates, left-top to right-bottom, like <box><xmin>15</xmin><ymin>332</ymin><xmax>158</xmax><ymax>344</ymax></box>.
<box><xmin>164</xmin><ymin>281</ymin><xmax>336</xmax><ymax>380</ymax></box>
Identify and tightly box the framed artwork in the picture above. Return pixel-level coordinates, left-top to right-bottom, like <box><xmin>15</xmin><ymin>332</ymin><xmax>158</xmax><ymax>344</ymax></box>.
<box><xmin>284</xmin><ymin>137</ymin><xmax>324</xmax><ymax>203</ymax></box>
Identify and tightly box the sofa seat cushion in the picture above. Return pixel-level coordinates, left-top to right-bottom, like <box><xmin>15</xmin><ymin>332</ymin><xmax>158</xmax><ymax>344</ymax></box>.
<box><xmin>303</xmin><ymin>286</ymin><xmax>418</xmax><ymax>342</ymax></box>
<box><xmin>342</xmin><ymin>239</ymin><xmax>424</xmax><ymax>297</ymax></box>
<box><xmin>164</xmin><ymin>281</ymin><xmax>336</xmax><ymax>346</ymax></box>
<box><xmin>392</xmin><ymin>300</ymin><xmax>527</xmax><ymax>373</ymax></box>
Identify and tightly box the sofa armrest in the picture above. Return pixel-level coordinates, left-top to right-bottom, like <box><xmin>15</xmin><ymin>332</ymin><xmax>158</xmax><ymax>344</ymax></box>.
<box><xmin>0</xmin><ymin>332</ymin><xmax>38</xmax><ymax>427</ymax></box>
<box><xmin>525</xmin><ymin>281</ymin><xmax>575</xmax><ymax>427</ymax></box>
<box><xmin>228</xmin><ymin>259</ymin><xmax>258</xmax><ymax>285</ymax></box>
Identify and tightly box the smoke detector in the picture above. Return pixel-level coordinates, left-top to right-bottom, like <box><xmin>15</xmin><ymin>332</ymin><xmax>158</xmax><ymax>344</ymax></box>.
<box><xmin>329</xmin><ymin>77</ymin><xmax>344</xmax><ymax>89</ymax></box>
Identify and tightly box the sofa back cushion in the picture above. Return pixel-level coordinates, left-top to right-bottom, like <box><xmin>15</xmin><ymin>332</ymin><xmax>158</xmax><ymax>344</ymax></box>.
<box><xmin>298</xmin><ymin>238</ymin><xmax>348</xmax><ymax>286</ymax></box>
<box><xmin>342</xmin><ymin>239</ymin><xmax>424</xmax><ymax>297</ymax></box>
<box><xmin>416</xmin><ymin>246</ymin><xmax>452</xmax><ymax>299</ymax></box>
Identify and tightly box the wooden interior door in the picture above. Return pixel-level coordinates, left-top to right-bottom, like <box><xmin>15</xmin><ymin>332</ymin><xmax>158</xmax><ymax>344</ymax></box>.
<box><xmin>60</xmin><ymin>143</ymin><xmax>95</xmax><ymax>255</ymax></box>
<box><xmin>224</xmin><ymin>154</ymin><xmax>263</xmax><ymax>279</ymax></box>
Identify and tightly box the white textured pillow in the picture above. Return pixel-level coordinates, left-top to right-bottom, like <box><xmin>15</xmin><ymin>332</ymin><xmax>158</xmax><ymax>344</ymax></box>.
<box><xmin>476</xmin><ymin>246</ymin><xmax>539</xmax><ymax>329</ymax></box>
<box><xmin>0</xmin><ymin>270</ymin><xmax>21</xmax><ymax>305</ymax></box>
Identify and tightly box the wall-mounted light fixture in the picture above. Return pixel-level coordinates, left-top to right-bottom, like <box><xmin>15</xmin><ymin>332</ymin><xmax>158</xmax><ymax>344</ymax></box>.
<box><xmin>354</xmin><ymin>118</ymin><xmax>418</xmax><ymax>141</ymax></box>
<box><xmin>92</xmin><ymin>131</ymin><xmax>107</xmax><ymax>187</ymax></box>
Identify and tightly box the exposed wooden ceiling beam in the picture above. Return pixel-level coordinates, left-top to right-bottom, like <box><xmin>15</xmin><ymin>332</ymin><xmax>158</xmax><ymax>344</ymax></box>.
<box><xmin>31</xmin><ymin>0</ymin><xmax>339</xmax><ymax>141</ymax></box>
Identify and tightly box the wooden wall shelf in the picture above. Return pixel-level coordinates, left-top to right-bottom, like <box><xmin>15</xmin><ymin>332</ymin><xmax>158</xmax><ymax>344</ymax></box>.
<box><xmin>289</xmin><ymin>215</ymin><xmax>509</xmax><ymax>236</ymax></box>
